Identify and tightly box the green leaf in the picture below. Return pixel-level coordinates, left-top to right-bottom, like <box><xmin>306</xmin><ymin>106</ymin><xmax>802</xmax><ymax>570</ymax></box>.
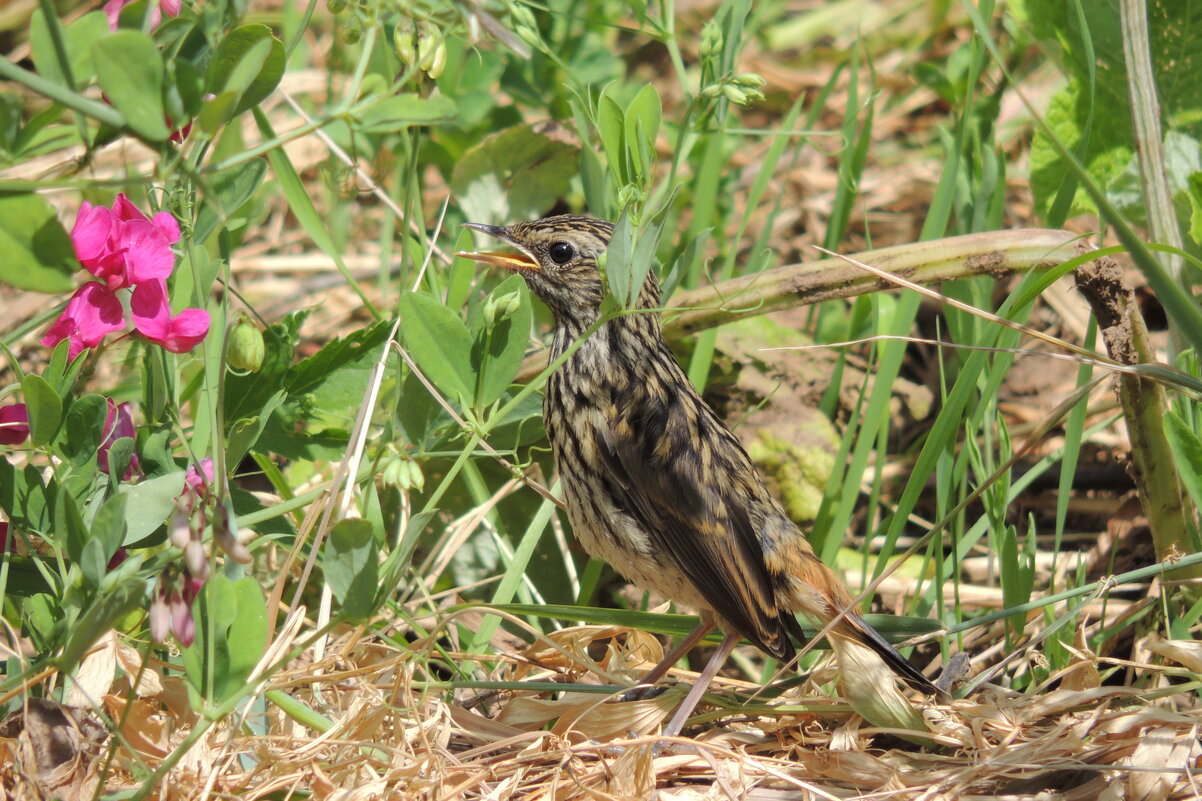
<box><xmin>92</xmin><ymin>492</ymin><xmax>127</xmax><ymax>562</ymax></box>
<box><xmin>399</xmin><ymin>293</ymin><xmax>475</xmax><ymax>407</ymax></box>
<box><xmin>193</xmin><ymin>159</ymin><xmax>269</xmax><ymax>244</ymax></box>
<box><xmin>52</xmin><ymin>484</ymin><xmax>88</xmax><ymax>564</ymax></box>
<box><xmin>469</xmin><ymin>274</ymin><xmax>533</xmax><ymax>409</ymax></box>
<box><xmin>119</xmin><ymin>471</ymin><xmax>186</xmax><ymax>545</ymax></box>
<box><xmin>624</xmin><ymin>85</ymin><xmax>661</xmax><ymax>182</ymax></box>
<box><xmin>226</xmin><ymin>390</ymin><xmax>287</xmax><ymax>468</ymax></box>
<box><xmin>0</xmin><ymin>462</ymin><xmax>51</xmax><ymax>536</ymax></box>
<box><xmin>57</xmin><ymin>577</ymin><xmax>144</xmax><ymax>675</ymax></box>
<box><xmin>206</xmin><ymin>24</ymin><xmax>285</xmax><ymax>119</ymax></box>
<box><xmin>0</xmin><ymin>192</ymin><xmax>78</xmax><ymax>293</ymax></box>
<box><xmin>450</xmin><ymin>123</ymin><xmax>579</xmax><ymax>224</ymax></box>
<box><xmin>596</xmin><ymin>91</ymin><xmax>627</xmax><ymax>186</ymax></box>
<box><xmin>22</xmin><ymin>374</ymin><xmax>62</xmax><ymax>447</ymax></box>
<box><xmin>325</xmin><ymin>518</ymin><xmax>379</xmax><ymax>620</ymax></box>
<box><xmin>1166</xmin><ymin>411</ymin><xmax>1202</xmax><ymax>516</ymax></box>
<box><xmin>1188</xmin><ymin>172</ymin><xmax>1202</xmax><ymax>246</ymax></box>
<box><xmin>603</xmin><ymin>208</ymin><xmax>637</xmax><ymax>308</ymax></box>
<box><xmin>92</xmin><ymin>31</ymin><xmax>169</xmax><ymax>141</ymax></box>
<box><xmin>62</xmin><ymin>394</ymin><xmax>107</xmax><ymax>466</ymax></box>
<box><xmin>354</xmin><ymin>93</ymin><xmax>457</xmax><ymax>134</ymax></box>
<box><xmin>30</xmin><ymin>10</ymin><xmax>109</xmax><ymax>88</ymax></box>
<box><xmin>1017</xmin><ymin>0</ymin><xmax>1202</xmax><ymax>220</ymax></box>
<box><xmin>184</xmin><ymin>575</ymin><xmax>268</xmax><ymax>703</ymax></box>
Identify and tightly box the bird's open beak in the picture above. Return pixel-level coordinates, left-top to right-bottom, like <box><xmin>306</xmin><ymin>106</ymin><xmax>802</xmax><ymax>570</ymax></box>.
<box><xmin>456</xmin><ymin>223</ymin><xmax>540</xmax><ymax>272</ymax></box>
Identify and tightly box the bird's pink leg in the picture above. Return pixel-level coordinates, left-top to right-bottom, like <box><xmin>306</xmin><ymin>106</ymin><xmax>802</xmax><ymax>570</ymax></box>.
<box><xmin>635</xmin><ymin>619</ymin><xmax>717</xmax><ymax>688</ymax></box>
<box><xmin>662</xmin><ymin>631</ymin><xmax>741</xmax><ymax>737</ymax></box>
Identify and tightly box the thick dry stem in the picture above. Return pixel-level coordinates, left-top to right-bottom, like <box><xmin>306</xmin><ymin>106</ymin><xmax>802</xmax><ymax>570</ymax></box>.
<box><xmin>515</xmin><ymin>228</ymin><xmax>1080</xmax><ymax>383</ymax></box>
<box><xmin>1074</xmin><ymin>254</ymin><xmax>1197</xmax><ymax>579</ymax></box>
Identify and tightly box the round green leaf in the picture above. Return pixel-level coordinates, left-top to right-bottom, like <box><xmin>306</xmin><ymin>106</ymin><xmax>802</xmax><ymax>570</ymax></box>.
<box><xmin>92</xmin><ymin>31</ymin><xmax>169</xmax><ymax>141</ymax></box>
<box><xmin>206</xmin><ymin>24</ymin><xmax>285</xmax><ymax>119</ymax></box>
<box><xmin>0</xmin><ymin>193</ymin><xmax>77</xmax><ymax>293</ymax></box>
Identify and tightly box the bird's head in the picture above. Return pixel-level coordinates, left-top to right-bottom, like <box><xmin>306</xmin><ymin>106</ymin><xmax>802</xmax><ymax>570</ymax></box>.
<box><xmin>456</xmin><ymin>215</ymin><xmax>614</xmax><ymax>327</ymax></box>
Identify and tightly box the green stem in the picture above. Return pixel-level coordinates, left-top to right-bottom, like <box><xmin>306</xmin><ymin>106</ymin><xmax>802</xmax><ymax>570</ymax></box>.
<box><xmin>0</xmin><ymin>56</ymin><xmax>123</xmax><ymax>128</ymax></box>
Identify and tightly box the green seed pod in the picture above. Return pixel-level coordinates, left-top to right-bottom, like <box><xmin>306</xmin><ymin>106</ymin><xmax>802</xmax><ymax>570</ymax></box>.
<box><xmin>328</xmin><ymin>0</ymin><xmax>347</xmax><ymax>13</ymax></box>
<box><xmin>227</xmin><ymin>315</ymin><xmax>265</xmax><ymax>373</ymax></box>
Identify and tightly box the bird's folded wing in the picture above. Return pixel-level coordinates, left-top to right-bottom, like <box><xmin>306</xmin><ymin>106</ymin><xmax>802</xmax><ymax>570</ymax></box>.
<box><xmin>596</xmin><ymin>399</ymin><xmax>797</xmax><ymax>661</ymax></box>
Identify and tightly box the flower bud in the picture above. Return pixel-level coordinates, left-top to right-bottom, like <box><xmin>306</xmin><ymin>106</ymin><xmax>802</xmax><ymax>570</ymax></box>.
<box><xmin>184</xmin><ymin>539</ymin><xmax>209</xmax><ymax>580</ymax></box>
<box><xmin>382</xmin><ymin>454</ymin><xmax>409</xmax><ymax>489</ymax></box>
<box><xmin>404</xmin><ymin>459</ymin><xmax>425</xmax><ymax>491</ymax></box>
<box><xmin>734</xmin><ymin>72</ymin><xmax>766</xmax><ymax>87</ymax></box>
<box><xmin>169</xmin><ymin>507</ymin><xmax>192</xmax><ymax>549</ymax></box>
<box><xmin>170</xmin><ymin>592</ymin><xmax>195</xmax><ymax>647</ymax></box>
<box><xmin>328</xmin><ymin>0</ymin><xmax>347</xmax><ymax>13</ymax></box>
<box><xmin>721</xmin><ymin>84</ymin><xmax>749</xmax><ymax>105</ymax></box>
<box><xmin>341</xmin><ymin>17</ymin><xmax>362</xmax><ymax>45</ymax></box>
<box><xmin>700</xmin><ymin>84</ymin><xmax>723</xmax><ymax>99</ymax></box>
<box><xmin>149</xmin><ymin>590</ymin><xmax>170</xmax><ymax>643</ymax></box>
<box><xmin>395</xmin><ymin>21</ymin><xmax>416</xmax><ymax>65</ymax></box>
<box><xmin>700</xmin><ymin>21</ymin><xmax>723</xmax><ymax>59</ymax></box>
<box><xmin>227</xmin><ymin>315</ymin><xmax>265</xmax><ymax>373</ymax></box>
<box><xmin>482</xmin><ymin>290</ymin><xmax>522</xmax><ymax>327</ymax></box>
<box><xmin>417</xmin><ymin>25</ymin><xmax>446</xmax><ymax>78</ymax></box>
<box><xmin>214</xmin><ymin>505</ymin><xmax>251</xmax><ymax>564</ymax></box>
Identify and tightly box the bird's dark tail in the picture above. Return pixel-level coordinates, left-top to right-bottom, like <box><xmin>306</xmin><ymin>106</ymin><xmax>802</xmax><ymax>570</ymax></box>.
<box><xmin>849</xmin><ymin>616</ymin><xmax>942</xmax><ymax>697</ymax></box>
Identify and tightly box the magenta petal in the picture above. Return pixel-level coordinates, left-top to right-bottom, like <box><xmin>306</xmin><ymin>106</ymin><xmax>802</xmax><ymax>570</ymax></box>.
<box><xmin>163</xmin><ymin>309</ymin><xmax>210</xmax><ymax>353</ymax></box>
<box><xmin>131</xmin><ymin>281</ymin><xmax>210</xmax><ymax>353</ymax></box>
<box><xmin>111</xmin><ymin>193</ymin><xmax>148</xmax><ymax>223</ymax></box>
<box><xmin>150</xmin><ymin>211</ymin><xmax>180</xmax><ymax>244</ymax></box>
<box><xmin>103</xmin><ymin>0</ymin><xmax>127</xmax><ymax>30</ymax></box>
<box><xmin>184</xmin><ymin>457</ymin><xmax>215</xmax><ymax>493</ymax></box>
<box><xmin>122</xmin><ymin>220</ymin><xmax>175</xmax><ymax>283</ymax></box>
<box><xmin>72</xmin><ymin>203</ymin><xmax>115</xmax><ymax>270</ymax></box>
<box><xmin>130</xmin><ymin>279</ymin><xmax>171</xmax><ymax>339</ymax></box>
<box><xmin>42</xmin><ymin>283</ymin><xmax>127</xmax><ymax>359</ymax></box>
<box><xmin>0</xmin><ymin>404</ymin><xmax>30</xmax><ymax>446</ymax></box>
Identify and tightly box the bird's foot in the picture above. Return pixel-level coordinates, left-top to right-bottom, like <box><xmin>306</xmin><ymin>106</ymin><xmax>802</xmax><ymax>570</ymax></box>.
<box><xmin>617</xmin><ymin>684</ymin><xmax>671</xmax><ymax>703</ymax></box>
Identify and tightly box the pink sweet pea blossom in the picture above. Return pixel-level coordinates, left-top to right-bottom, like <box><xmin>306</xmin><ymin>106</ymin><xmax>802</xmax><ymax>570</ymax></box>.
<box><xmin>41</xmin><ymin>282</ymin><xmax>126</xmax><ymax>358</ymax></box>
<box><xmin>0</xmin><ymin>404</ymin><xmax>29</xmax><ymax>445</ymax></box>
<box><xmin>131</xmin><ymin>280</ymin><xmax>210</xmax><ymax>353</ymax></box>
<box><xmin>97</xmin><ymin>398</ymin><xmax>141</xmax><ymax>480</ymax></box>
<box><xmin>184</xmin><ymin>458</ymin><xmax>215</xmax><ymax>496</ymax></box>
<box><xmin>104</xmin><ymin>0</ymin><xmax>181</xmax><ymax>31</ymax></box>
<box><xmin>72</xmin><ymin>194</ymin><xmax>180</xmax><ymax>290</ymax></box>
<box><xmin>51</xmin><ymin>195</ymin><xmax>208</xmax><ymax>357</ymax></box>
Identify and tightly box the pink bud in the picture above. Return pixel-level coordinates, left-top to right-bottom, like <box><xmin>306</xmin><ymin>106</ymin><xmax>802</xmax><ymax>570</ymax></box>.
<box><xmin>149</xmin><ymin>592</ymin><xmax>171</xmax><ymax>643</ymax></box>
<box><xmin>0</xmin><ymin>404</ymin><xmax>30</xmax><ymax>445</ymax></box>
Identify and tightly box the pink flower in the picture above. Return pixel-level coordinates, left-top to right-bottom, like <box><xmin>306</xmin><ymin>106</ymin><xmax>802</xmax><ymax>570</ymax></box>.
<box><xmin>104</xmin><ymin>0</ymin><xmax>181</xmax><ymax>31</ymax></box>
<box><xmin>72</xmin><ymin>194</ymin><xmax>179</xmax><ymax>290</ymax></box>
<box><xmin>131</xmin><ymin>279</ymin><xmax>210</xmax><ymax>353</ymax></box>
<box><xmin>41</xmin><ymin>282</ymin><xmax>126</xmax><ymax>359</ymax></box>
<box><xmin>184</xmin><ymin>457</ymin><xmax>215</xmax><ymax>495</ymax></box>
<box><xmin>97</xmin><ymin>398</ymin><xmax>141</xmax><ymax>480</ymax></box>
<box><xmin>0</xmin><ymin>404</ymin><xmax>29</xmax><ymax>445</ymax></box>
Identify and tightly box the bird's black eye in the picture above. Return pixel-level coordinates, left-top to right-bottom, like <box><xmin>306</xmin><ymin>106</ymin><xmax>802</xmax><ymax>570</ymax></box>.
<box><xmin>548</xmin><ymin>241</ymin><xmax>575</xmax><ymax>265</ymax></box>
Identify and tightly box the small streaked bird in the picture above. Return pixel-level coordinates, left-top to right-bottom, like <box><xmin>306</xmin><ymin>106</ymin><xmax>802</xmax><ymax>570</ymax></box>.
<box><xmin>457</xmin><ymin>214</ymin><xmax>938</xmax><ymax>736</ymax></box>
